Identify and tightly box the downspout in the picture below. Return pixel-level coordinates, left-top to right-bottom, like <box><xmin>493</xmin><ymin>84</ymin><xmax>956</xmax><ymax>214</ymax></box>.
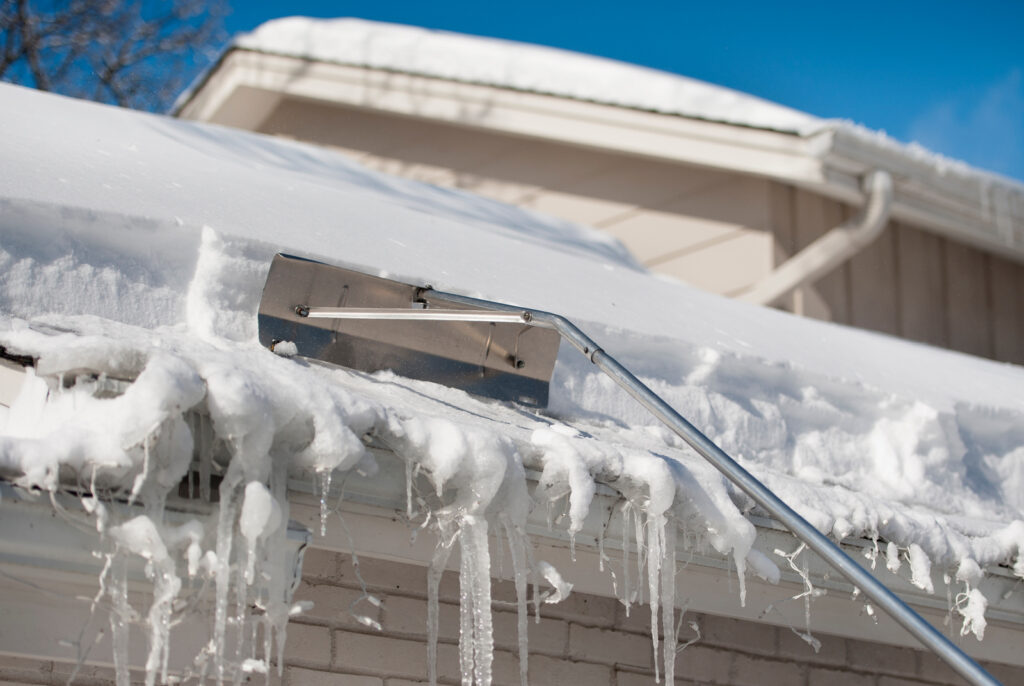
<box><xmin>740</xmin><ymin>170</ymin><xmax>893</xmax><ymax>306</ymax></box>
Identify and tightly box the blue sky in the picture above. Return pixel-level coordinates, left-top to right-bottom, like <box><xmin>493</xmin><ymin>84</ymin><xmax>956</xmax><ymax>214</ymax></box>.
<box><xmin>224</xmin><ymin>2</ymin><xmax>1024</xmax><ymax>183</ymax></box>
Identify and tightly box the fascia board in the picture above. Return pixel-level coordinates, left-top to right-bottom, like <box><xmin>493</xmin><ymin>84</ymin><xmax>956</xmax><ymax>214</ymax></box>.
<box><xmin>182</xmin><ymin>50</ymin><xmax>828</xmax><ymax>188</ymax></box>
<box><xmin>293</xmin><ymin>448</ymin><xmax>1024</xmax><ymax>666</ymax></box>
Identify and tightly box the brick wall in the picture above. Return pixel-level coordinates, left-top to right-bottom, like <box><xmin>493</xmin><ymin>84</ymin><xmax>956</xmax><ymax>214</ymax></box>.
<box><xmin>2</xmin><ymin>549</ymin><xmax>1022</xmax><ymax>685</ymax></box>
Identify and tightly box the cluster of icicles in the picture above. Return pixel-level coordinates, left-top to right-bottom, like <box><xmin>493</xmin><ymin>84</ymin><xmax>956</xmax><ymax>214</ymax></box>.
<box><xmin>0</xmin><ymin>318</ymin><xmax>754</xmax><ymax>685</ymax></box>
<box><xmin>0</xmin><ymin>316</ymin><xmax>1007</xmax><ymax>686</ymax></box>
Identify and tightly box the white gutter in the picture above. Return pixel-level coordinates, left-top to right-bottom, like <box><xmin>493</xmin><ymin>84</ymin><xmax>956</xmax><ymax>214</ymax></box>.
<box><xmin>739</xmin><ymin>170</ymin><xmax>894</xmax><ymax>307</ymax></box>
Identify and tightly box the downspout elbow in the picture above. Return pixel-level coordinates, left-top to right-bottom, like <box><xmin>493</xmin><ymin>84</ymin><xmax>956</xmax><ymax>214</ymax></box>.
<box><xmin>740</xmin><ymin>170</ymin><xmax>893</xmax><ymax>307</ymax></box>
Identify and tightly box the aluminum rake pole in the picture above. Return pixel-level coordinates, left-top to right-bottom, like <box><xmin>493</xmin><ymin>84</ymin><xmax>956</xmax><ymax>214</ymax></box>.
<box><xmin>423</xmin><ymin>288</ymin><xmax>1000</xmax><ymax>686</ymax></box>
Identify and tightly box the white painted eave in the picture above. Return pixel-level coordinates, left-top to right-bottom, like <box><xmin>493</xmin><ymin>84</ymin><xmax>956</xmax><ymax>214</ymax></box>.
<box><xmin>176</xmin><ymin>48</ymin><xmax>1024</xmax><ymax>266</ymax></box>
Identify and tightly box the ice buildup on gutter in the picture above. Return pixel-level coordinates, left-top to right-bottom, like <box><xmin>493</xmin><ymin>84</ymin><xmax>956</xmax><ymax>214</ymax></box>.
<box><xmin>3</xmin><ymin>299</ymin><xmax>1021</xmax><ymax>682</ymax></box>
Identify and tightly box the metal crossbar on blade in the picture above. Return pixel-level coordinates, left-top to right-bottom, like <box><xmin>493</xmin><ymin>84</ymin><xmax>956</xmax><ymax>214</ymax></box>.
<box><xmin>257</xmin><ymin>253</ymin><xmax>999</xmax><ymax>686</ymax></box>
<box><xmin>300</xmin><ymin>307</ymin><xmax>532</xmax><ymax>324</ymax></box>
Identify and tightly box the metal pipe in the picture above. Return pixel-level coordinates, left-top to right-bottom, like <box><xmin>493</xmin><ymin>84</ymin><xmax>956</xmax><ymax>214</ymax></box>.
<box><xmin>425</xmin><ymin>288</ymin><xmax>999</xmax><ymax>686</ymax></box>
<box><xmin>739</xmin><ymin>170</ymin><xmax>893</xmax><ymax>307</ymax></box>
<box><xmin>299</xmin><ymin>306</ymin><xmax>530</xmax><ymax>323</ymax></box>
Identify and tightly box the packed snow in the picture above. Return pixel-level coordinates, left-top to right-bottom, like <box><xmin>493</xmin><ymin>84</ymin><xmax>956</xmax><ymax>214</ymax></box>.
<box><xmin>2</xmin><ymin>83</ymin><xmax>1024</xmax><ymax>684</ymax></box>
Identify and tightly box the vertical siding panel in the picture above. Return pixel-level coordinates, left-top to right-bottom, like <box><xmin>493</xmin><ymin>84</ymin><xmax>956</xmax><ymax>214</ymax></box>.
<box><xmin>793</xmin><ymin>190</ymin><xmax>850</xmax><ymax>323</ymax></box>
<box><xmin>990</xmin><ymin>255</ymin><xmax>1024</xmax><ymax>365</ymax></box>
<box><xmin>770</xmin><ymin>182</ymin><xmax>797</xmax><ymax>314</ymax></box>
<box><xmin>944</xmin><ymin>241</ymin><xmax>994</xmax><ymax>358</ymax></box>
<box><xmin>770</xmin><ymin>181</ymin><xmax>796</xmax><ymax>262</ymax></box>
<box><xmin>896</xmin><ymin>224</ymin><xmax>947</xmax><ymax>347</ymax></box>
<box><xmin>848</xmin><ymin>222</ymin><xmax>900</xmax><ymax>336</ymax></box>
<box><xmin>817</xmin><ymin>200</ymin><xmax>852</xmax><ymax>325</ymax></box>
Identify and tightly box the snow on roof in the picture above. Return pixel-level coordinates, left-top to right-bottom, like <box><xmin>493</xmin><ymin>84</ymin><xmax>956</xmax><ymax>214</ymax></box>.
<box><xmin>2</xmin><ymin>84</ymin><xmax>1023</xmax><ymax>680</ymax></box>
<box><xmin>232</xmin><ymin>17</ymin><xmax>821</xmax><ymax>135</ymax></box>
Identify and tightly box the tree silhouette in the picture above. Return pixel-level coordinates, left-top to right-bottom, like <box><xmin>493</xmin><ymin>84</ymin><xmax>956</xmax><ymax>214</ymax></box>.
<box><xmin>0</xmin><ymin>0</ymin><xmax>227</xmax><ymax>112</ymax></box>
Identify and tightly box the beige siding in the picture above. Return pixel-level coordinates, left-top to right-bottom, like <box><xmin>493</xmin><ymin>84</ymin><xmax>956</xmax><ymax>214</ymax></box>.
<box><xmin>945</xmin><ymin>242</ymin><xmax>995</xmax><ymax>358</ymax></box>
<box><xmin>792</xmin><ymin>188</ymin><xmax>851</xmax><ymax>322</ymax></box>
<box><xmin>896</xmin><ymin>224</ymin><xmax>948</xmax><ymax>347</ymax></box>
<box><xmin>774</xmin><ymin>184</ymin><xmax>1024</xmax><ymax>365</ymax></box>
<box><xmin>258</xmin><ymin>97</ymin><xmax>776</xmax><ymax>296</ymax></box>
<box><xmin>991</xmin><ymin>255</ymin><xmax>1024</xmax><ymax>364</ymax></box>
<box><xmin>848</xmin><ymin>223</ymin><xmax>900</xmax><ymax>336</ymax></box>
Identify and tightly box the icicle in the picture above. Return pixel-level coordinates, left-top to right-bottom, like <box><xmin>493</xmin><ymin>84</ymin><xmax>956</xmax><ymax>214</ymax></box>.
<box><xmin>597</xmin><ymin>508</ymin><xmax>622</xmax><ymax>600</ymax></box>
<box><xmin>268</xmin><ymin>456</ymin><xmax>294</xmax><ymax>680</ymax></box>
<box><xmin>214</xmin><ymin>471</ymin><xmax>243</xmax><ymax>684</ymax></box>
<box><xmin>147</xmin><ymin>556</ymin><xmax>180</xmax><ymax>686</ymax></box>
<box><xmin>129</xmin><ymin>436</ymin><xmax>152</xmax><ymax>505</ymax></box>
<box><xmin>472</xmin><ymin>522</ymin><xmax>494</xmax><ymax>686</ymax></box>
<box><xmin>502</xmin><ymin>518</ymin><xmax>530</xmax><ymax>686</ymax></box>
<box><xmin>406</xmin><ymin>459</ymin><xmax>414</xmax><ymax>519</ymax></box>
<box><xmin>773</xmin><ymin>544</ymin><xmax>823</xmax><ymax>652</ymax></box>
<box><xmin>459</xmin><ymin>528</ymin><xmax>476</xmax><ymax>685</ymax></box>
<box><xmin>458</xmin><ymin>516</ymin><xmax>494</xmax><ymax>686</ymax></box>
<box><xmin>199</xmin><ymin>415</ymin><xmax>212</xmax><ymax>503</ymax></box>
<box><xmin>661</xmin><ymin>524</ymin><xmax>677</xmax><ymax>685</ymax></box>
<box><xmin>318</xmin><ymin>469</ymin><xmax>332</xmax><ymax>537</ymax></box>
<box><xmin>109</xmin><ymin>555</ymin><xmax>132</xmax><ymax>686</ymax></box>
<box><xmin>647</xmin><ymin>513</ymin><xmax>663</xmax><ymax>684</ymax></box>
<box><xmin>428</xmin><ymin>535</ymin><xmax>455</xmax><ymax>686</ymax></box>
<box><xmin>621</xmin><ymin>501</ymin><xmax>631</xmax><ymax>616</ymax></box>
<box><xmin>634</xmin><ymin>506</ymin><xmax>645</xmax><ymax>606</ymax></box>
<box><xmin>234</xmin><ymin>559</ymin><xmax>248</xmax><ymax>685</ymax></box>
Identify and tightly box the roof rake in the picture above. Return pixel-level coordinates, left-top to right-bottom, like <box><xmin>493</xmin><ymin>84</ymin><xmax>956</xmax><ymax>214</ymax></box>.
<box><xmin>257</xmin><ymin>252</ymin><xmax>998</xmax><ymax>686</ymax></box>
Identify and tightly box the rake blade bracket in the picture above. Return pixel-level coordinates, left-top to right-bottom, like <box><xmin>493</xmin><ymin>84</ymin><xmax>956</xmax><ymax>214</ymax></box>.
<box><xmin>258</xmin><ymin>254</ymin><xmax>560</xmax><ymax>407</ymax></box>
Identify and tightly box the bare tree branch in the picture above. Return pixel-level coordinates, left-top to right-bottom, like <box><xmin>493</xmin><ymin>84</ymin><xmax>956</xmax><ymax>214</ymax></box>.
<box><xmin>0</xmin><ymin>0</ymin><xmax>226</xmax><ymax>111</ymax></box>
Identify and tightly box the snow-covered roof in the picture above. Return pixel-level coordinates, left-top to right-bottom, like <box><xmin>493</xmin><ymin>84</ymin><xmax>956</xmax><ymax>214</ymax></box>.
<box><xmin>2</xmin><ymin>83</ymin><xmax>1024</xmax><ymax>681</ymax></box>
<box><xmin>232</xmin><ymin>17</ymin><xmax>820</xmax><ymax>135</ymax></box>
